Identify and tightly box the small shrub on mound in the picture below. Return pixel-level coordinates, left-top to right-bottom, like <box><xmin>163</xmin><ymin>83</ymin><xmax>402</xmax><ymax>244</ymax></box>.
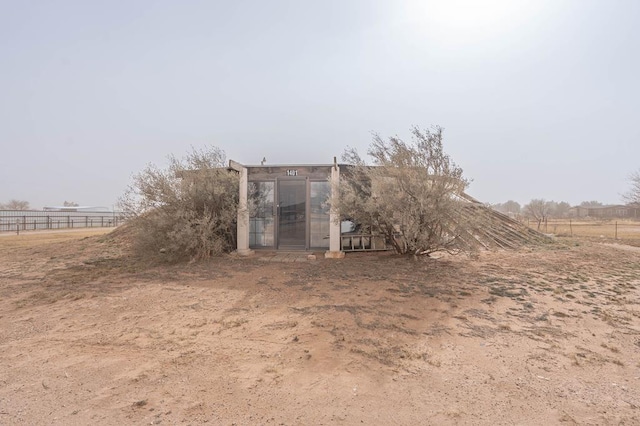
<box><xmin>119</xmin><ymin>146</ymin><xmax>239</xmax><ymax>262</ymax></box>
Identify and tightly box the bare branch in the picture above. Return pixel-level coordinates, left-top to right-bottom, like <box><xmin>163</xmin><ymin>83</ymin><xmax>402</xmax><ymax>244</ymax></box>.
<box><xmin>623</xmin><ymin>170</ymin><xmax>640</xmax><ymax>205</ymax></box>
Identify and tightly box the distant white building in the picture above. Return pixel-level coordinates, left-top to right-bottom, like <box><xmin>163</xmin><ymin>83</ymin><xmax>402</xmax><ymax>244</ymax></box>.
<box><xmin>43</xmin><ymin>206</ymin><xmax>112</xmax><ymax>212</ymax></box>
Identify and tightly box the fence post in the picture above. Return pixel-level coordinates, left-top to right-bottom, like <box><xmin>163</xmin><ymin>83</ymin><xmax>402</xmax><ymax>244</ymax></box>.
<box><xmin>615</xmin><ymin>221</ymin><xmax>618</xmax><ymax>240</ymax></box>
<box><xmin>569</xmin><ymin>219</ymin><xmax>572</xmax><ymax>237</ymax></box>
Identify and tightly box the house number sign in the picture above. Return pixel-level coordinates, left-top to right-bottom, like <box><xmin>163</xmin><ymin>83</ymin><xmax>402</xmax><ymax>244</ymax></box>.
<box><xmin>286</xmin><ymin>169</ymin><xmax>298</xmax><ymax>176</ymax></box>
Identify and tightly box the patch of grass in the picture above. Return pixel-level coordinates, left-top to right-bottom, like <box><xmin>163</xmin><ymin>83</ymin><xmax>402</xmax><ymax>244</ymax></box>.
<box><xmin>211</xmin><ymin>317</ymin><xmax>248</xmax><ymax>332</ymax></box>
<box><xmin>489</xmin><ymin>285</ymin><xmax>527</xmax><ymax>298</ymax></box>
<box><xmin>133</xmin><ymin>399</ymin><xmax>148</xmax><ymax>408</ymax></box>
<box><xmin>350</xmin><ymin>344</ymin><xmax>427</xmax><ymax>367</ymax></box>
<box><xmin>264</xmin><ymin>320</ymin><xmax>298</xmax><ymax>330</ymax></box>
<box><xmin>0</xmin><ymin>229</ymin><xmax>112</xmax><ymax>249</ymax></box>
<box><xmin>601</xmin><ymin>343</ymin><xmax>620</xmax><ymax>353</ymax></box>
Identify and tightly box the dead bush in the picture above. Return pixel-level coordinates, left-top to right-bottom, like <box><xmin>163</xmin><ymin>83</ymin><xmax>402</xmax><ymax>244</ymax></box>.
<box><xmin>335</xmin><ymin>126</ymin><xmax>474</xmax><ymax>256</ymax></box>
<box><xmin>119</xmin><ymin>146</ymin><xmax>239</xmax><ymax>261</ymax></box>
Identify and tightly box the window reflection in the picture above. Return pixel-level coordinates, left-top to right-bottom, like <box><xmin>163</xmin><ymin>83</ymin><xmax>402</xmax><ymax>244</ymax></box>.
<box><xmin>310</xmin><ymin>181</ymin><xmax>330</xmax><ymax>248</ymax></box>
<box><xmin>249</xmin><ymin>182</ymin><xmax>275</xmax><ymax>247</ymax></box>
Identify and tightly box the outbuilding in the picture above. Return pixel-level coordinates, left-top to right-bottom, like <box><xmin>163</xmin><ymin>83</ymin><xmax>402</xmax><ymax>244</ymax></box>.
<box><xmin>229</xmin><ymin>159</ymin><xmax>345</xmax><ymax>258</ymax></box>
<box><xmin>228</xmin><ymin>158</ymin><xmax>548</xmax><ymax>258</ymax></box>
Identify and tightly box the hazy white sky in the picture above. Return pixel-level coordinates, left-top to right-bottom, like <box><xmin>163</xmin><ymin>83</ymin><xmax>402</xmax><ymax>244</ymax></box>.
<box><xmin>1</xmin><ymin>0</ymin><xmax>638</xmax><ymax>209</ymax></box>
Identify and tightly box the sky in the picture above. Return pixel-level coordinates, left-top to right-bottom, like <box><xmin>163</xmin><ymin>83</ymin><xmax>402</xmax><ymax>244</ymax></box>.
<box><xmin>1</xmin><ymin>0</ymin><xmax>639</xmax><ymax>209</ymax></box>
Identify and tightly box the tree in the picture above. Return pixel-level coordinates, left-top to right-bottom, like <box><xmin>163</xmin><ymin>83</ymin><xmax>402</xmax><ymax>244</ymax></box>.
<box><xmin>623</xmin><ymin>169</ymin><xmax>640</xmax><ymax>205</ymax></box>
<box><xmin>491</xmin><ymin>200</ymin><xmax>521</xmax><ymax>216</ymax></box>
<box><xmin>334</xmin><ymin>126</ymin><xmax>472</xmax><ymax>256</ymax></box>
<box><xmin>550</xmin><ymin>201</ymin><xmax>571</xmax><ymax>218</ymax></box>
<box><xmin>63</xmin><ymin>201</ymin><xmax>79</xmax><ymax>207</ymax></box>
<box><xmin>0</xmin><ymin>199</ymin><xmax>31</xmax><ymax>210</ymax></box>
<box><xmin>119</xmin><ymin>146</ymin><xmax>239</xmax><ymax>261</ymax></box>
<box><xmin>580</xmin><ymin>200</ymin><xmax>603</xmax><ymax>208</ymax></box>
<box><xmin>524</xmin><ymin>199</ymin><xmax>551</xmax><ymax>230</ymax></box>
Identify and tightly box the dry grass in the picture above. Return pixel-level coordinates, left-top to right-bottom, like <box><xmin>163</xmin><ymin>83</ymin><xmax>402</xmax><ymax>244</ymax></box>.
<box><xmin>529</xmin><ymin>219</ymin><xmax>640</xmax><ymax>246</ymax></box>
<box><xmin>0</xmin><ymin>228</ymin><xmax>114</xmax><ymax>248</ymax></box>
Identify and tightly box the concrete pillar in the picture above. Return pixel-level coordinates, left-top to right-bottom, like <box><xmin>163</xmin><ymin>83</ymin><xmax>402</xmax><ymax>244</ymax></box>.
<box><xmin>325</xmin><ymin>161</ymin><xmax>345</xmax><ymax>259</ymax></box>
<box><xmin>230</xmin><ymin>160</ymin><xmax>254</xmax><ymax>256</ymax></box>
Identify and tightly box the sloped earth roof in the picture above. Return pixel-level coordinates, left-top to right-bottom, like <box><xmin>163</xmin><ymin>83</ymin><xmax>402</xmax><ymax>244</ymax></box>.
<box><xmin>455</xmin><ymin>193</ymin><xmax>550</xmax><ymax>251</ymax></box>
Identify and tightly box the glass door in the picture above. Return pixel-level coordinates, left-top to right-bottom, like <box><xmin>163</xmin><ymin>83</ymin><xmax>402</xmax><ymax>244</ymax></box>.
<box><xmin>249</xmin><ymin>182</ymin><xmax>275</xmax><ymax>248</ymax></box>
<box><xmin>278</xmin><ymin>179</ymin><xmax>306</xmax><ymax>248</ymax></box>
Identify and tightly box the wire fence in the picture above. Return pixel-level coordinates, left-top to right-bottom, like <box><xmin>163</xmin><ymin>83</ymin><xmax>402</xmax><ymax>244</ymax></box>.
<box><xmin>0</xmin><ymin>210</ymin><xmax>125</xmax><ymax>234</ymax></box>
<box><xmin>525</xmin><ymin>218</ymin><xmax>640</xmax><ymax>244</ymax></box>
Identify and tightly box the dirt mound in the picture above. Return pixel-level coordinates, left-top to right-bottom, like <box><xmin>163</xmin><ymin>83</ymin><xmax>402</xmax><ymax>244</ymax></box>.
<box><xmin>97</xmin><ymin>221</ymin><xmax>136</xmax><ymax>245</ymax></box>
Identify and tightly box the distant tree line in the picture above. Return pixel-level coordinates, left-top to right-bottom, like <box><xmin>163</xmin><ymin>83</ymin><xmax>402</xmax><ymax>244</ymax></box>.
<box><xmin>490</xmin><ymin>199</ymin><xmax>630</xmax><ymax>230</ymax></box>
<box><xmin>491</xmin><ymin>167</ymin><xmax>640</xmax><ymax>224</ymax></box>
<box><xmin>492</xmin><ymin>199</ymin><xmax>572</xmax><ymax>219</ymax></box>
<box><xmin>0</xmin><ymin>199</ymin><xmax>31</xmax><ymax>210</ymax></box>
<box><xmin>0</xmin><ymin>200</ymin><xmax>80</xmax><ymax>210</ymax></box>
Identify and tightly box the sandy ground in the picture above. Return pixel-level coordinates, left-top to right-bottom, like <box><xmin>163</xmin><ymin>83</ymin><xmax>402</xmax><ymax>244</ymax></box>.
<box><xmin>1</xmin><ymin>229</ymin><xmax>639</xmax><ymax>425</ymax></box>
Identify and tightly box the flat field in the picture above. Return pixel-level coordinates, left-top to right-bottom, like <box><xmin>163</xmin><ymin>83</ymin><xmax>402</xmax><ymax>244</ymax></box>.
<box><xmin>530</xmin><ymin>219</ymin><xmax>640</xmax><ymax>246</ymax></box>
<box><xmin>1</xmin><ymin>229</ymin><xmax>639</xmax><ymax>425</ymax></box>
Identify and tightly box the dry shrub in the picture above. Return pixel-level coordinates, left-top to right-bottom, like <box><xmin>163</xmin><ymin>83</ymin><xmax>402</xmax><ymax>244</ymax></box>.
<box><xmin>119</xmin><ymin>146</ymin><xmax>239</xmax><ymax>261</ymax></box>
<box><xmin>623</xmin><ymin>169</ymin><xmax>640</xmax><ymax>205</ymax></box>
<box><xmin>335</xmin><ymin>126</ymin><xmax>473</xmax><ymax>256</ymax></box>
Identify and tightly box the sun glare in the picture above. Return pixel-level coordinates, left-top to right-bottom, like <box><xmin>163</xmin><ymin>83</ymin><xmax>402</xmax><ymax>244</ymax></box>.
<box><xmin>402</xmin><ymin>0</ymin><xmax>541</xmax><ymax>46</ymax></box>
